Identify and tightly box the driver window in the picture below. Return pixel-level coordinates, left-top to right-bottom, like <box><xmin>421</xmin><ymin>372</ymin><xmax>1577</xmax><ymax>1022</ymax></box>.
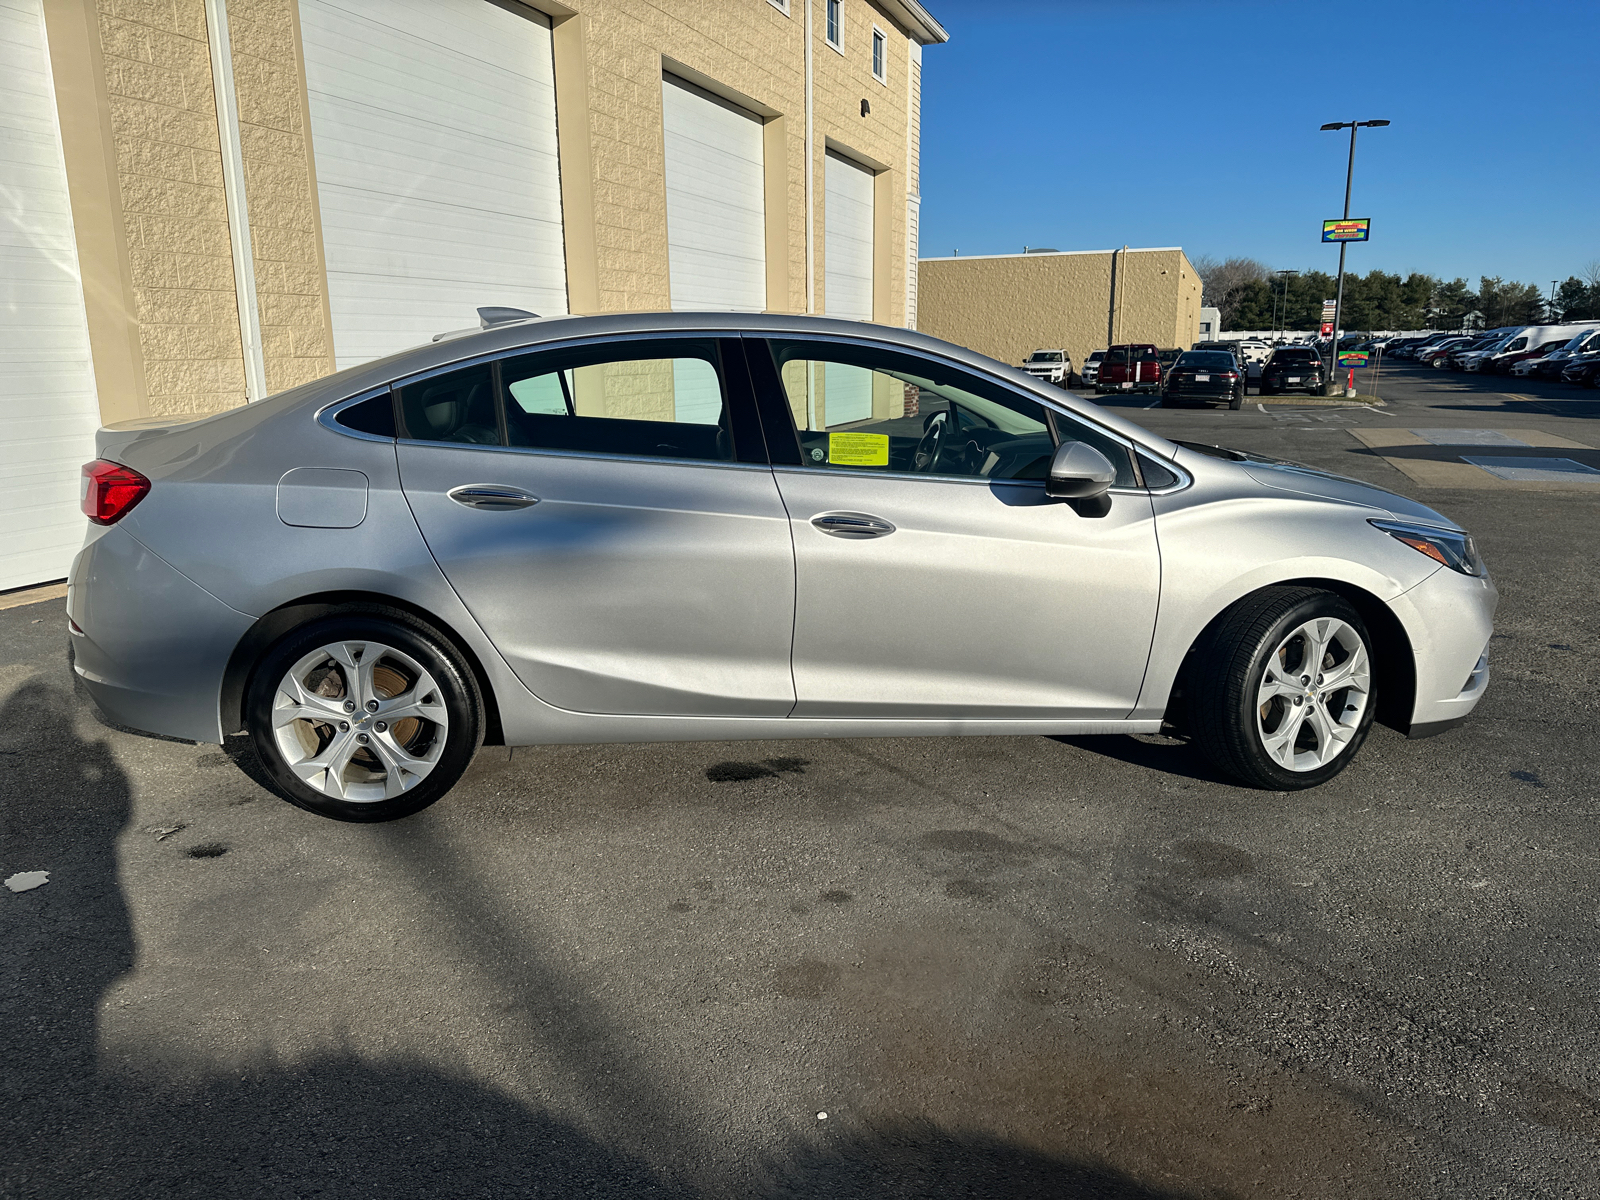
<box><xmin>768</xmin><ymin>343</ymin><xmax>1055</xmax><ymax>481</ymax></box>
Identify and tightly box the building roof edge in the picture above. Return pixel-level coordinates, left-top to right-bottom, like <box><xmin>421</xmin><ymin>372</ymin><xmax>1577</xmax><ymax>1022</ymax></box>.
<box><xmin>881</xmin><ymin>0</ymin><xmax>949</xmax><ymax>44</ymax></box>
<box><xmin>918</xmin><ymin>247</ymin><xmax>1186</xmax><ymax>263</ymax></box>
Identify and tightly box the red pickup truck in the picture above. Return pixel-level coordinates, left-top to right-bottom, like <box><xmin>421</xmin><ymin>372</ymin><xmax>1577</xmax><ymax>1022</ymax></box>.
<box><xmin>1095</xmin><ymin>344</ymin><xmax>1161</xmax><ymax>394</ymax></box>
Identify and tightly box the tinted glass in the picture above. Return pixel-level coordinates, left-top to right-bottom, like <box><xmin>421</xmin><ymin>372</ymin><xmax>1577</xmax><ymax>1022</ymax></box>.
<box><xmin>1104</xmin><ymin>348</ymin><xmax>1129</xmax><ymax>365</ymax></box>
<box><xmin>1137</xmin><ymin>450</ymin><xmax>1178</xmax><ymax>489</ymax></box>
<box><xmin>398</xmin><ymin>363</ymin><xmax>499</xmax><ymax>445</ymax></box>
<box><xmin>1272</xmin><ymin>348</ymin><xmax>1320</xmax><ymax>362</ymax></box>
<box><xmin>500</xmin><ymin>339</ymin><xmax>732</xmax><ymax>462</ymax></box>
<box><xmin>398</xmin><ymin>339</ymin><xmax>735</xmax><ymax>463</ymax></box>
<box><xmin>1176</xmin><ymin>352</ymin><xmax>1236</xmax><ymax>368</ymax></box>
<box><xmin>335</xmin><ymin>393</ymin><xmax>396</xmax><ymax>438</ymax></box>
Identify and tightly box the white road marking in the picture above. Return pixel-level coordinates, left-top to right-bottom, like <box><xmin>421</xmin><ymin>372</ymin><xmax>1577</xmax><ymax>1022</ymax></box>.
<box><xmin>1144</xmin><ymin>399</ymin><xmax>1160</xmax><ymax>409</ymax></box>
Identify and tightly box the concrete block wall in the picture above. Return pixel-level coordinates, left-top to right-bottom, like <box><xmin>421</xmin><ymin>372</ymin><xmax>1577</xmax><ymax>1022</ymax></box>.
<box><xmin>96</xmin><ymin>0</ymin><xmax>246</xmax><ymax>416</ymax></box>
<box><xmin>916</xmin><ymin>249</ymin><xmax>1201</xmax><ymax>375</ymax></box>
<box><xmin>225</xmin><ymin>0</ymin><xmax>333</xmax><ymax>393</ymax></box>
<box><xmin>57</xmin><ymin>0</ymin><xmax>932</xmax><ymax>426</ymax></box>
<box><xmin>810</xmin><ymin>0</ymin><xmax>910</xmax><ymax>327</ymax></box>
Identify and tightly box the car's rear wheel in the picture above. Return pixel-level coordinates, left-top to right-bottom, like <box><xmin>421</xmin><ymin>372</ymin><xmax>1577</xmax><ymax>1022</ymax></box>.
<box><xmin>245</xmin><ymin>612</ymin><xmax>483</xmax><ymax>822</ymax></box>
<box><xmin>1229</xmin><ymin>383</ymin><xmax>1244</xmax><ymax>410</ymax></box>
<box><xmin>1190</xmin><ymin>587</ymin><xmax>1376</xmax><ymax>790</ymax></box>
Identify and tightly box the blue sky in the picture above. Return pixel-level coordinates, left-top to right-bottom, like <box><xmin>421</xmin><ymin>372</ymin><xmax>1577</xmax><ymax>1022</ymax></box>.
<box><xmin>918</xmin><ymin>0</ymin><xmax>1599</xmax><ymax>286</ymax></box>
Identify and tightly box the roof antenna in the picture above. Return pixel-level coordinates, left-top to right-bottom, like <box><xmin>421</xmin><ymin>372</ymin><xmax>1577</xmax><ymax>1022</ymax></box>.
<box><xmin>477</xmin><ymin>306</ymin><xmax>539</xmax><ymax>329</ymax></box>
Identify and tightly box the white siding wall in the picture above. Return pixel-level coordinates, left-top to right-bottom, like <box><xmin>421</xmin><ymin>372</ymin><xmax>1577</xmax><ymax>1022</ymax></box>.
<box><xmin>299</xmin><ymin>0</ymin><xmax>568</xmax><ymax>369</ymax></box>
<box><xmin>0</xmin><ymin>0</ymin><xmax>99</xmax><ymax>589</ymax></box>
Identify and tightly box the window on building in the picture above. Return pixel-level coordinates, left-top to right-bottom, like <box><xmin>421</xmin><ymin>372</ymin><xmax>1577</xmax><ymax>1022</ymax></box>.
<box><xmin>871</xmin><ymin>27</ymin><xmax>886</xmax><ymax>82</ymax></box>
<box><xmin>825</xmin><ymin>0</ymin><xmax>841</xmax><ymax>49</ymax></box>
<box><xmin>767</xmin><ymin>0</ymin><xmax>789</xmax><ymax>13</ymax></box>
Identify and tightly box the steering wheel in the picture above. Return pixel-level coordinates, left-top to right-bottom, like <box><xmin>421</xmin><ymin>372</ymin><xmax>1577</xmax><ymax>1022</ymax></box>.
<box><xmin>912</xmin><ymin>410</ymin><xmax>948</xmax><ymax>472</ymax></box>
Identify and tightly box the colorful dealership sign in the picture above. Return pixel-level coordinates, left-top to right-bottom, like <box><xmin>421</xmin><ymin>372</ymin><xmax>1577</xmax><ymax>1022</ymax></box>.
<box><xmin>1322</xmin><ymin>219</ymin><xmax>1371</xmax><ymax>243</ymax></box>
<box><xmin>1337</xmin><ymin>351</ymin><xmax>1370</xmax><ymax>368</ymax></box>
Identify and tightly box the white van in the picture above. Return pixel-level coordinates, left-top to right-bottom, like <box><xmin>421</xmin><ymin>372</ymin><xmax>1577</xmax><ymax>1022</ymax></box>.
<box><xmin>1463</xmin><ymin>323</ymin><xmax>1600</xmax><ymax>372</ymax></box>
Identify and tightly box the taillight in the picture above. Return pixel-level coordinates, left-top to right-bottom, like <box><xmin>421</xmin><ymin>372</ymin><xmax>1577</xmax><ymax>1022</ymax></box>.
<box><xmin>81</xmin><ymin>460</ymin><xmax>150</xmax><ymax>525</ymax></box>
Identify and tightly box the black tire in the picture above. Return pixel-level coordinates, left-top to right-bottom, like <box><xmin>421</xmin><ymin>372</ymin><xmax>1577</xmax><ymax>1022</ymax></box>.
<box><xmin>245</xmin><ymin>611</ymin><xmax>484</xmax><ymax>822</ymax></box>
<box><xmin>1189</xmin><ymin>587</ymin><xmax>1376</xmax><ymax>790</ymax></box>
<box><xmin>1229</xmin><ymin>383</ymin><xmax>1244</xmax><ymax>410</ymax></box>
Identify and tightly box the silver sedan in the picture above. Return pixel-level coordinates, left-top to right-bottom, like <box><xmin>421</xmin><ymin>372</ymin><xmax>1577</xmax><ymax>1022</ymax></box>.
<box><xmin>69</xmin><ymin>312</ymin><xmax>1495</xmax><ymax>821</ymax></box>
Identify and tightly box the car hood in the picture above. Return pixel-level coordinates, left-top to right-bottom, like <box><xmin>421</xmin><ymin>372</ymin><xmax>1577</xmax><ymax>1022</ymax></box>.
<box><xmin>1175</xmin><ymin>442</ymin><xmax>1461</xmax><ymax>529</ymax></box>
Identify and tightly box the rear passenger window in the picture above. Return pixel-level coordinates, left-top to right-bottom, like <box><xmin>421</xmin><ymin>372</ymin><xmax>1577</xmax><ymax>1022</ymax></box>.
<box><xmin>397</xmin><ymin>363</ymin><xmax>499</xmax><ymax>445</ymax></box>
<box><xmin>500</xmin><ymin>340</ymin><xmax>733</xmax><ymax>462</ymax></box>
<box><xmin>395</xmin><ymin>339</ymin><xmax>736</xmax><ymax>462</ymax></box>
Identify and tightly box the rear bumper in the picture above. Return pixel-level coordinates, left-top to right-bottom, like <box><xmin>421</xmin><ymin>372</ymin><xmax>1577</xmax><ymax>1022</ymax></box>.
<box><xmin>67</xmin><ymin>526</ymin><xmax>253</xmax><ymax>744</ymax></box>
<box><xmin>1163</xmin><ymin>382</ymin><xmax>1238</xmax><ymax>402</ymax></box>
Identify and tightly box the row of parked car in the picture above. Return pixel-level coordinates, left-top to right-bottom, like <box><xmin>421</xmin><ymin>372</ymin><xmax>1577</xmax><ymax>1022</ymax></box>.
<box><xmin>1363</xmin><ymin>325</ymin><xmax>1600</xmax><ymax>386</ymax></box>
<box><xmin>1022</xmin><ymin>339</ymin><xmax>1328</xmax><ymax>409</ymax></box>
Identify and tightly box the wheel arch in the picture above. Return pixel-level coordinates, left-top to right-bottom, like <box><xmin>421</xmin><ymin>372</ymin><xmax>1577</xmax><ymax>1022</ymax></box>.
<box><xmin>1162</xmin><ymin>577</ymin><xmax>1416</xmax><ymax>736</ymax></box>
<box><xmin>220</xmin><ymin>591</ymin><xmax>506</xmax><ymax>746</ymax></box>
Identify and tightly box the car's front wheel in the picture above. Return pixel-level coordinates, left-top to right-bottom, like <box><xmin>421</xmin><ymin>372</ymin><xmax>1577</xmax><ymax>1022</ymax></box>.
<box><xmin>1190</xmin><ymin>587</ymin><xmax>1376</xmax><ymax>790</ymax></box>
<box><xmin>245</xmin><ymin>611</ymin><xmax>483</xmax><ymax>821</ymax></box>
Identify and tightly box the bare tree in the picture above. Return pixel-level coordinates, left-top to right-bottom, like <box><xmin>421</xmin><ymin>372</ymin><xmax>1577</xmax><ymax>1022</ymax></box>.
<box><xmin>1582</xmin><ymin>260</ymin><xmax>1600</xmax><ymax>289</ymax></box>
<box><xmin>1194</xmin><ymin>257</ymin><xmax>1271</xmax><ymax>326</ymax></box>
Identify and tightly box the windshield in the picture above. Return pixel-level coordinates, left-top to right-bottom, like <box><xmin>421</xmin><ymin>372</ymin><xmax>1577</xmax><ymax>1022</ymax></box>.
<box><xmin>1086</xmin><ymin>351</ymin><xmax>1105</xmax><ymax>362</ymax></box>
<box><xmin>1027</xmin><ymin>352</ymin><xmax>1063</xmax><ymax>363</ymax></box>
<box><xmin>1176</xmin><ymin>352</ymin><xmax>1236</xmax><ymax>368</ymax></box>
<box><xmin>1272</xmin><ymin>348</ymin><xmax>1320</xmax><ymax>362</ymax></box>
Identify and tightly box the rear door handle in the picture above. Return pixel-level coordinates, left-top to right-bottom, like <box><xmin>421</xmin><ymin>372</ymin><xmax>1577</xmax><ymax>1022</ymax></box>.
<box><xmin>447</xmin><ymin>484</ymin><xmax>540</xmax><ymax>511</ymax></box>
<box><xmin>810</xmin><ymin>511</ymin><xmax>896</xmax><ymax>538</ymax></box>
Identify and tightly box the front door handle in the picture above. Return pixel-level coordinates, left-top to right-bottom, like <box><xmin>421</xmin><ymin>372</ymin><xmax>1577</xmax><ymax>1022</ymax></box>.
<box><xmin>447</xmin><ymin>484</ymin><xmax>540</xmax><ymax>511</ymax></box>
<box><xmin>810</xmin><ymin>511</ymin><xmax>896</xmax><ymax>539</ymax></box>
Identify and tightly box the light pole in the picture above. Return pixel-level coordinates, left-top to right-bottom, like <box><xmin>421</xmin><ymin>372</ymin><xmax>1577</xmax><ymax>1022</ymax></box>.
<box><xmin>1274</xmin><ymin>269</ymin><xmax>1298</xmax><ymax>341</ymax></box>
<box><xmin>1550</xmin><ymin>280</ymin><xmax>1559</xmax><ymax>320</ymax></box>
<box><xmin>1320</xmin><ymin>118</ymin><xmax>1389</xmax><ymax>394</ymax></box>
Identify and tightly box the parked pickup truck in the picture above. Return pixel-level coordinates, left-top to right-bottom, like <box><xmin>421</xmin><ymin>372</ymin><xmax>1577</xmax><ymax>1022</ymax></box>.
<box><xmin>1022</xmin><ymin>348</ymin><xmax>1072</xmax><ymax>387</ymax></box>
<box><xmin>1095</xmin><ymin>344</ymin><xmax>1161</xmax><ymax>394</ymax></box>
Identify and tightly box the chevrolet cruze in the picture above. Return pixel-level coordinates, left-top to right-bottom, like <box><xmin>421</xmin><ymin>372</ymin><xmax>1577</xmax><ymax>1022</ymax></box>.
<box><xmin>70</xmin><ymin>312</ymin><xmax>1495</xmax><ymax>821</ymax></box>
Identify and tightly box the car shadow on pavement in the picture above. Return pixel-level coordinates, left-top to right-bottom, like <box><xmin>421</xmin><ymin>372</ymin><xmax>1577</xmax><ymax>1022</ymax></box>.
<box><xmin>1049</xmin><ymin>733</ymin><xmax>1239</xmax><ymax>787</ymax></box>
<box><xmin>2</xmin><ymin>676</ymin><xmax>1201</xmax><ymax>1200</ymax></box>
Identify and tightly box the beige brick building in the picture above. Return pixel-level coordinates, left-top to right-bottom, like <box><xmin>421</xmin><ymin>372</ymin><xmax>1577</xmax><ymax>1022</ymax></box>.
<box><xmin>917</xmin><ymin>248</ymin><xmax>1204</xmax><ymax>378</ymax></box>
<box><xmin>4</xmin><ymin>0</ymin><xmax>945</xmax><ymax>589</ymax></box>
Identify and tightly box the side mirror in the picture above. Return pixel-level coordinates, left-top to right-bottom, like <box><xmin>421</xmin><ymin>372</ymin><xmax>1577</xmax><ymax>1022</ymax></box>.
<box><xmin>1046</xmin><ymin>441</ymin><xmax>1116</xmax><ymax>500</ymax></box>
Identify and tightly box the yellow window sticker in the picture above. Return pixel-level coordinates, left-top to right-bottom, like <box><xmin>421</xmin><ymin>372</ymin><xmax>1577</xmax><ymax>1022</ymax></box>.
<box><xmin>827</xmin><ymin>431</ymin><xmax>889</xmax><ymax>466</ymax></box>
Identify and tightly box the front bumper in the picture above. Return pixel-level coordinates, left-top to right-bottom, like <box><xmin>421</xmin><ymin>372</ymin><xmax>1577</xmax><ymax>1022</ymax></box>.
<box><xmin>1389</xmin><ymin>563</ymin><xmax>1498</xmax><ymax>736</ymax></box>
<box><xmin>67</xmin><ymin>525</ymin><xmax>254</xmax><ymax>744</ymax></box>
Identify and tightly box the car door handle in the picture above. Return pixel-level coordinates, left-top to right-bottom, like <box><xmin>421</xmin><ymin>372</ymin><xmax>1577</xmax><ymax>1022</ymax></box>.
<box><xmin>810</xmin><ymin>512</ymin><xmax>896</xmax><ymax>538</ymax></box>
<box><xmin>447</xmin><ymin>484</ymin><xmax>540</xmax><ymax>511</ymax></box>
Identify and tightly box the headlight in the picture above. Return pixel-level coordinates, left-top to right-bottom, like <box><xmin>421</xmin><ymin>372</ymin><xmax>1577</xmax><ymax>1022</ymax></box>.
<box><xmin>1370</xmin><ymin>518</ymin><xmax>1485</xmax><ymax>576</ymax></box>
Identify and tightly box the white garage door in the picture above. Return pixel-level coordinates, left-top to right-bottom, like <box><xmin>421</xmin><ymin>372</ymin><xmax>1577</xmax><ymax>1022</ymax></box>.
<box><xmin>300</xmin><ymin>0</ymin><xmax>568</xmax><ymax>370</ymax></box>
<box><xmin>0</xmin><ymin>0</ymin><xmax>100</xmax><ymax>590</ymax></box>
<box><xmin>823</xmin><ymin>151</ymin><xmax>875</xmax><ymax>424</ymax></box>
<box><xmin>661</xmin><ymin>74</ymin><xmax>766</xmax><ymax>315</ymax></box>
<box><xmin>824</xmin><ymin>150</ymin><xmax>874</xmax><ymax>322</ymax></box>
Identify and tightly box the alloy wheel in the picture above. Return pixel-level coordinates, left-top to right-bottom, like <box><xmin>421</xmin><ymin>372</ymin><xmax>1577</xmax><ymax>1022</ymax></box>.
<box><xmin>1254</xmin><ymin>617</ymin><xmax>1371</xmax><ymax>772</ymax></box>
<box><xmin>270</xmin><ymin>640</ymin><xmax>449</xmax><ymax>802</ymax></box>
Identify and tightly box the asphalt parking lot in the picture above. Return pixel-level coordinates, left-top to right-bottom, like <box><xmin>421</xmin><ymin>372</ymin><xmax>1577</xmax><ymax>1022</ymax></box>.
<box><xmin>4</xmin><ymin>361</ymin><xmax>1598</xmax><ymax>1199</ymax></box>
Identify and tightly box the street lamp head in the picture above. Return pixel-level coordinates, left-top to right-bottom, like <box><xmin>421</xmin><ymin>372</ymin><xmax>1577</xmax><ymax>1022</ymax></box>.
<box><xmin>1362</xmin><ymin>119</ymin><xmax>1392</xmax><ymax>127</ymax></box>
<box><xmin>1320</xmin><ymin>122</ymin><xmax>1347</xmax><ymax>131</ymax></box>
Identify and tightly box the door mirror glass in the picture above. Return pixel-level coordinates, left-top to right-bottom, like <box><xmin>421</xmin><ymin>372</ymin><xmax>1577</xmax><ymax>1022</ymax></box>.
<box><xmin>1046</xmin><ymin>441</ymin><xmax>1116</xmax><ymax>500</ymax></box>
